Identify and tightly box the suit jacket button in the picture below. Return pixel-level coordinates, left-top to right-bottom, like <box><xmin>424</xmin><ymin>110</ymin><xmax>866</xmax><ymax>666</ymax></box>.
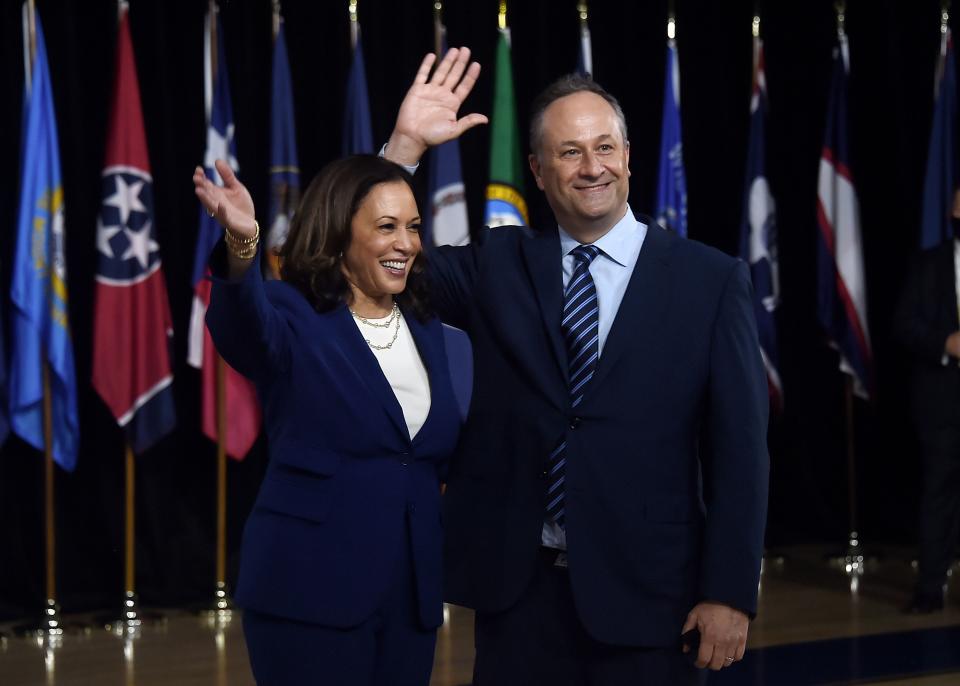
<box><xmin>539</xmin><ymin>469</ymin><xmax>548</xmax><ymax>479</ymax></box>
<box><xmin>407</xmin><ymin>503</ymin><xmax>416</xmax><ymax>514</ymax></box>
<box><xmin>569</xmin><ymin>417</ymin><xmax>581</xmax><ymax>429</ymax></box>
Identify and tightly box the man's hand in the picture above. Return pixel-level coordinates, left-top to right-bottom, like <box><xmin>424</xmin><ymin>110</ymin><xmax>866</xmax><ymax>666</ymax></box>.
<box><xmin>681</xmin><ymin>602</ymin><xmax>749</xmax><ymax>671</ymax></box>
<box><xmin>945</xmin><ymin>331</ymin><xmax>960</xmax><ymax>359</ymax></box>
<box><xmin>384</xmin><ymin>48</ymin><xmax>488</xmax><ymax>167</ymax></box>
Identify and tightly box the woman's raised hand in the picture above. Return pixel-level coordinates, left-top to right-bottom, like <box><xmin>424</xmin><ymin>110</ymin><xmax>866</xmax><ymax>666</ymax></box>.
<box><xmin>193</xmin><ymin>160</ymin><xmax>258</xmax><ymax>239</ymax></box>
<box><xmin>385</xmin><ymin>47</ymin><xmax>487</xmax><ymax>167</ymax></box>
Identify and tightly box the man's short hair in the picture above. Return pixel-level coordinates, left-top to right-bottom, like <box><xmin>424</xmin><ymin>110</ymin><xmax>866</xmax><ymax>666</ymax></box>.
<box><xmin>528</xmin><ymin>74</ymin><xmax>629</xmax><ymax>157</ymax></box>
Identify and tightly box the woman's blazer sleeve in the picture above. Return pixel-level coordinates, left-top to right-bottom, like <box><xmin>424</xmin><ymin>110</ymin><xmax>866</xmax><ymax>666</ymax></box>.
<box><xmin>204</xmin><ymin>240</ymin><xmax>292</xmax><ymax>383</ymax></box>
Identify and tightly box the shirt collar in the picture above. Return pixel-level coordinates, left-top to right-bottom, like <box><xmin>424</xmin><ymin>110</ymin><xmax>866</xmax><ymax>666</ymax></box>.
<box><xmin>558</xmin><ymin>205</ymin><xmax>641</xmax><ymax>267</ymax></box>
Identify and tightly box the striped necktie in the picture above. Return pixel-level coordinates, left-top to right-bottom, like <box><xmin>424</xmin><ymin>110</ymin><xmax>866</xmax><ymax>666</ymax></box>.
<box><xmin>546</xmin><ymin>244</ymin><xmax>601</xmax><ymax>529</ymax></box>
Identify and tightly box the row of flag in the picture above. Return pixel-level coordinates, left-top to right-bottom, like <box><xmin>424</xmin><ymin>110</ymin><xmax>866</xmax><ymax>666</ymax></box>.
<box><xmin>11</xmin><ymin>3</ymin><xmax>956</xmax><ymax>472</ymax></box>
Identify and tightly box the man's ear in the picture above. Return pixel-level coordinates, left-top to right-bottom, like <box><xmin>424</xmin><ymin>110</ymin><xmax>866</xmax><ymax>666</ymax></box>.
<box><xmin>625</xmin><ymin>140</ymin><xmax>631</xmax><ymax>178</ymax></box>
<box><xmin>529</xmin><ymin>153</ymin><xmax>545</xmax><ymax>191</ymax></box>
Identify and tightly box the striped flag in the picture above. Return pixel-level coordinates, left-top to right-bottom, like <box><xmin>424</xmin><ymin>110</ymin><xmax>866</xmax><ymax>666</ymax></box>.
<box><xmin>816</xmin><ymin>34</ymin><xmax>873</xmax><ymax>399</ymax></box>
<box><xmin>187</xmin><ymin>9</ymin><xmax>261</xmax><ymax>460</ymax></box>
<box><xmin>10</xmin><ymin>8</ymin><xmax>79</xmax><ymax>470</ymax></box>
<box><xmin>92</xmin><ymin>6</ymin><xmax>176</xmax><ymax>453</ymax></box>
<box><xmin>738</xmin><ymin>34</ymin><xmax>782</xmax><ymax>410</ymax></box>
<box><xmin>484</xmin><ymin>27</ymin><xmax>528</xmax><ymax>228</ymax></box>
<box><xmin>655</xmin><ymin>38</ymin><xmax>688</xmax><ymax>237</ymax></box>
<box><xmin>266</xmin><ymin>21</ymin><xmax>300</xmax><ymax>278</ymax></box>
<box><xmin>920</xmin><ymin>27</ymin><xmax>957</xmax><ymax>249</ymax></box>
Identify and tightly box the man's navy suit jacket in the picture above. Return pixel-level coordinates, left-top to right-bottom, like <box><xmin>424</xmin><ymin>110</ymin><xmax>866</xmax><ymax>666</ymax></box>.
<box><xmin>894</xmin><ymin>241</ymin><xmax>960</xmax><ymax>432</ymax></box>
<box><xmin>429</xmin><ymin>219</ymin><xmax>770</xmax><ymax>647</ymax></box>
<box><xmin>205</xmin><ymin>244</ymin><xmax>461</xmax><ymax>630</ymax></box>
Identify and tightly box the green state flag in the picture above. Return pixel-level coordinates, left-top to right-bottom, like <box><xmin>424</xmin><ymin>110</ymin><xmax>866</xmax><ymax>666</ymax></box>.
<box><xmin>484</xmin><ymin>27</ymin><xmax>528</xmax><ymax>227</ymax></box>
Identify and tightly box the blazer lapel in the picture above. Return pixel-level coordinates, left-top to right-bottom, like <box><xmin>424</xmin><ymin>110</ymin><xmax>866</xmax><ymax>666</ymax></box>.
<box><xmin>402</xmin><ymin>307</ymin><xmax>442</xmax><ymax>439</ymax></box>
<box><xmin>332</xmin><ymin>306</ymin><xmax>410</xmax><ymax>443</ymax></box>
<box><xmin>587</xmin><ymin>223</ymin><xmax>673</xmax><ymax>397</ymax></box>
<box><xmin>520</xmin><ymin>229</ymin><xmax>568</xmax><ymax>384</ymax></box>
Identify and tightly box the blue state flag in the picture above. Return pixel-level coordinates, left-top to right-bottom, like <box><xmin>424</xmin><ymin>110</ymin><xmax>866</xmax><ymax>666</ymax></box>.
<box><xmin>343</xmin><ymin>32</ymin><xmax>373</xmax><ymax>156</ymax></box>
<box><xmin>655</xmin><ymin>39</ymin><xmax>688</xmax><ymax>237</ymax></box>
<box><xmin>576</xmin><ymin>20</ymin><xmax>593</xmax><ymax>77</ymax></box>
<box><xmin>10</xmin><ymin>13</ymin><xmax>79</xmax><ymax>470</ymax></box>
<box><xmin>738</xmin><ymin>37</ymin><xmax>782</xmax><ymax>410</ymax></box>
<box><xmin>426</xmin><ymin>34</ymin><xmax>470</xmax><ymax>247</ymax></box>
<box><xmin>266</xmin><ymin>23</ymin><xmax>300</xmax><ymax>277</ymax></box>
<box><xmin>920</xmin><ymin>29</ymin><xmax>957</xmax><ymax>249</ymax></box>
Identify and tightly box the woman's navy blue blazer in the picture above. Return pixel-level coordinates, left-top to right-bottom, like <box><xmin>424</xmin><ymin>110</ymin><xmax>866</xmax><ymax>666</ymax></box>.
<box><xmin>205</xmin><ymin>243</ymin><xmax>462</xmax><ymax>630</ymax></box>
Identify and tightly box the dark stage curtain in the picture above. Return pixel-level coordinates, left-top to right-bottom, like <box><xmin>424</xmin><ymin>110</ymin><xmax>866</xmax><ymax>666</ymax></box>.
<box><xmin>0</xmin><ymin>0</ymin><xmax>943</xmax><ymax>619</ymax></box>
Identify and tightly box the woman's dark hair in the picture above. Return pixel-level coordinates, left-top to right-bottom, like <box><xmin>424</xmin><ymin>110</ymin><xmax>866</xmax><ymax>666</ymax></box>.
<box><xmin>279</xmin><ymin>155</ymin><xmax>431</xmax><ymax>321</ymax></box>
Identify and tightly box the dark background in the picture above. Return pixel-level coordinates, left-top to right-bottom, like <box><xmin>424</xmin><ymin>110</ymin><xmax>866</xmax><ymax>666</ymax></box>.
<box><xmin>0</xmin><ymin>0</ymin><xmax>945</xmax><ymax>618</ymax></box>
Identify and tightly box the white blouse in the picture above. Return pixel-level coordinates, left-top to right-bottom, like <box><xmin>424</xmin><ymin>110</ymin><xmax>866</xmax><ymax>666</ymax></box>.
<box><xmin>353</xmin><ymin>309</ymin><xmax>431</xmax><ymax>439</ymax></box>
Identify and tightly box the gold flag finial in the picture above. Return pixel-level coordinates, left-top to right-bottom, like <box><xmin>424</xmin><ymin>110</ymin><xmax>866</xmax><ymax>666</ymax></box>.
<box><xmin>577</xmin><ymin>1</ymin><xmax>588</xmax><ymax>24</ymax></box>
<box><xmin>499</xmin><ymin>1</ymin><xmax>507</xmax><ymax>30</ymax></box>
<box><xmin>752</xmin><ymin>14</ymin><xmax>760</xmax><ymax>38</ymax></box>
<box><xmin>942</xmin><ymin>1</ymin><xmax>951</xmax><ymax>33</ymax></box>
<box><xmin>349</xmin><ymin>0</ymin><xmax>359</xmax><ymax>49</ymax></box>
<box><xmin>667</xmin><ymin>14</ymin><xmax>676</xmax><ymax>40</ymax></box>
<box><xmin>834</xmin><ymin>1</ymin><xmax>846</xmax><ymax>40</ymax></box>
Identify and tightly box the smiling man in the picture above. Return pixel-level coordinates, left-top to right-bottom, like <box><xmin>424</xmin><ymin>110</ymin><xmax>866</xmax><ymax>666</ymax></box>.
<box><xmin>385</xmin><ymin>56</ymin><xmax>770</xmax><ymax>686</ymax></box>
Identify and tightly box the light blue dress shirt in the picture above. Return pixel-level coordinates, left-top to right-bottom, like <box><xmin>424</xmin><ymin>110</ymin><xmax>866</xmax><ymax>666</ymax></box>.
<box><xmin>543</xmin><ymin>205</ymin><xmax>648</xmax><ymax>550</ymax></box>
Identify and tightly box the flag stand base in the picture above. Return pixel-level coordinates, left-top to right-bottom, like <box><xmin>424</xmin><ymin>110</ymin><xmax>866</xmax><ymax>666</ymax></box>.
<box><xmin>199</xmin><ymin>581</ymin><xmax>235</xmax><ymax>627</ymax></box>
<box><xmin>825</xmin><ymin>531</ymin><xmax>881</xmax><ymax>593</ymax></box>
<box><xmin>13</xmin><ymin>598</ymin><xmax>90</xmax><ymax>641</ymax></box>
<box><xmin>96</xmin><ymin>592</ymin><xmax>165</xmax><ymax>636</ymax></box>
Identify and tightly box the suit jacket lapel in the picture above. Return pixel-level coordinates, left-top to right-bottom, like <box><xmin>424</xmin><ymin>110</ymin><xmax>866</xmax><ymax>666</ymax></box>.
<box><xmin>587</xmin><ymin>223</ymin><xmax>673</xmax><ymax>397</ymax></box>
<box><xmin>520</xmin><ymin>229</ymin><xmax>568</xmax><ymax>386</ymax></box>
<box><xmin>332</xmin><ymin>306</ymin><xmax>410</xmax><ymax>443</ymax></box>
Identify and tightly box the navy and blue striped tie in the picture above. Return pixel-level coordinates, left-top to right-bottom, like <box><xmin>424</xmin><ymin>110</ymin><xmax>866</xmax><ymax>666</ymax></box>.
<box><xmin>546</xmin><ymin>244</ymin><xmax>601</xmax><ymax>529</ymax></box>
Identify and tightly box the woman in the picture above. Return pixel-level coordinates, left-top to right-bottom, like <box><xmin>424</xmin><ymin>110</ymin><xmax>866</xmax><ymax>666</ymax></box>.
<box><xmin>193</xmin><ymin>154</ymin><xmax>460</xmax><ymax>686</ymax></box>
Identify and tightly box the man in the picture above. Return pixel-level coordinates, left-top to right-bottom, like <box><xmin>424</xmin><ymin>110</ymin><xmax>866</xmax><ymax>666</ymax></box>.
<box><xmin>894</xmin><ymin>190</ymin><xmax>960</xmax><ymax>614</ymax></box>
<box><xmin>385</xmin><ymin>48</ymin><xmax>769</xmax><ymax>684</ymax></box>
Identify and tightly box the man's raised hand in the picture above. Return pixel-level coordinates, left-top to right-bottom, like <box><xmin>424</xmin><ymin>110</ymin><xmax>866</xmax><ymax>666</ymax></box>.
<box><xmin>384</xmin><ymin>47</ymin><xmax>487</xmax><ymax>167</ymax></box>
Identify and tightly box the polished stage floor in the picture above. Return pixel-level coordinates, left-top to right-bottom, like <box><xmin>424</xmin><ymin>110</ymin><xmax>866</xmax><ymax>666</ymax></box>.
<box><xmin>1</xmin><ymin>546</ymin><xmax>959</xmax><ymax>685</ymax></box>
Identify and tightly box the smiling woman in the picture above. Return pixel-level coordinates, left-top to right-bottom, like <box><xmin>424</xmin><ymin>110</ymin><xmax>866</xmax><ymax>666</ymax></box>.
<box><xmin>191</xmin><ymin>151</ymin><xmax>463</xmax><ymax>686</ymax></box>
<box><xmin>273</xmin><ymin>155</ymin><xmax>431</xmax><ymax>322</ymax></box>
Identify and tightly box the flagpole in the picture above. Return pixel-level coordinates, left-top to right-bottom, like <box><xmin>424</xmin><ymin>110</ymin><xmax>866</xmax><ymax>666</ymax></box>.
<box><xmin>15</xmin><ymin>0</ymin><xmax>65</xmax><ymax>642</ymax></box>
<box><xmin>433</xmin><ymin>1</ymin><xmax>443</xmax><ymax>59</ymax></box>
<box><xmin>836</xmin><ymin>0</ymin><xmax>864</xmax><ymax>589</ymax></box>
<box><xmin>211</xmin><ymin>355</ymin><xmax>232</xmax><ymax>624</ymax></box>
<box><xmin>822</xmin><ymin>0</ymin><xmax>868</xmax><ymax>591</ymax></box>
<box><xmin>42</xmin><ymin>364</ymin><xmax>62</xmax><ymax>634</ymax></box>
<box><xmin>206</xmin><ymin>0</ymin><xmax>234</xmax><ymax>626</ymax></box>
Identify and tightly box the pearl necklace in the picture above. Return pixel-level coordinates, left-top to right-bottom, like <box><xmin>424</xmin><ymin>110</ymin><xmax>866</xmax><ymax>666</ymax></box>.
<box><xmin>351</xmin><ymin>303</ymin><xmax>401</xmax><ymax>350</ymax></box>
